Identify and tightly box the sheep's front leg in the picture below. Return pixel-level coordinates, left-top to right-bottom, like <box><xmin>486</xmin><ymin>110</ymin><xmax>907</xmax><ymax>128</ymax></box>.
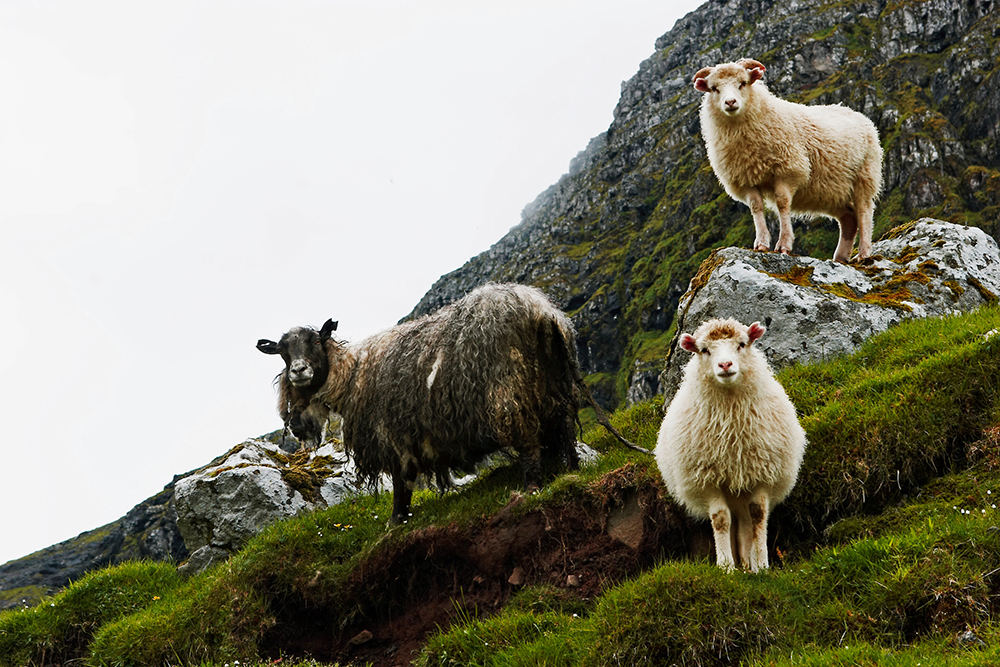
<box><xmin>521</xmin><ymin>440</ymin><xmax>544</xmax><ymax>493</ymax></box>
<box><xmin>734</xmin><ymin>498</ymin><xmax>754</xmax><ymax>569</ymax></box>
<box><xmin>389</xmin><ymin>464</ymin><xmax>417</xmax><ymax>525</ymax></box>
<box><xmin>746</xmin><ymin>189</ymin><xmax>770</xmax><ymax>252</ymax></box>
<box><xmin>708</xmin><ymin>493</ymin><xmax>736</xmax><ymax>571</ymax></box>
<box><xmin>747</xmin><ymin>490</ymin><xmax>770</xmax><ymax>572</ymax></box>
<box><xmin>773</xmin><ymin>183</ymin><xmax>795</xmax><ymax>255</ymax></box>
<box><xmin>855</xmin><ymin>201</ymin><xmax>875</xmax><ymax>261</ymax></box>
<box><xmin>834</xmin><ymin>212</ymin><xmax>858</xmax><ymax>264</ymax></box>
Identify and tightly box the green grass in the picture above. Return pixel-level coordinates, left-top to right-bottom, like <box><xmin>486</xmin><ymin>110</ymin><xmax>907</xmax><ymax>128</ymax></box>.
<box><xmin>415</xmin><ymin>306</ymin><xmax>1000</xmax><ymax>666</ymax></box>
<box><xmin>418</xmin><ymin>473</ymin><xmax>1000</xmax><ymax>666</ymax></box>
<box><xmin>0</xmin><ymin>561</ymin><xmax>182</xmax><ymax>666</ymax></box>
<box><xmin>778</xmin><ymin>308</ymin><xmax>1000</xmax><ymax>536</ymax></box>
<box><xmin>3</xmin><ymin>307</ymin><xmax>1000</xmax><ymax>666</ymax></box>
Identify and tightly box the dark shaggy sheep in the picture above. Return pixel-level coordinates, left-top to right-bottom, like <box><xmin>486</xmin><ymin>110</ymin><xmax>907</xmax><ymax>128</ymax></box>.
<box><xmin>258</xmin><ymin>283</ymin><xmax>637</xmax><ymax>524</ymax></box>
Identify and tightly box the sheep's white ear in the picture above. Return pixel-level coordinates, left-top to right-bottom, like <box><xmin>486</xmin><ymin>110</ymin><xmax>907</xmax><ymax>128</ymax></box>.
<box><xmin>680</xmin><ymin>333</ymin><xmax>699</xmax><ymax>352</ymax></box>
<box><xmin>747</xmin><ymin>322</ymin><xmax>766</xmax><ymax>343</ymax></box>
<box><xmin>257</xmin><ymin>339</ymin><xmax>279</xmax><ymax>355</ymax></box>
<box><xmin>693</xmin><ymin>66</ymin><xmax>713</xmax><ymax>92</ymax></box>
<box><xmin>320</xmin><ymin>319</ymin><xmax>338</xmax><ymax>339</ymax></box>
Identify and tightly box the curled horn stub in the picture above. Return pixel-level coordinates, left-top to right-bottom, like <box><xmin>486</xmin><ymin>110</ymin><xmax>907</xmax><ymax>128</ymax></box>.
<box><xmin>693</xmin><ymin>65</ymin><xmax>713</xmax><ymax>83</ymax></box>
<box><xmin>738</xmin><ymin>58</ymin><xmax>766</xmax><ymax>73</ymax></box>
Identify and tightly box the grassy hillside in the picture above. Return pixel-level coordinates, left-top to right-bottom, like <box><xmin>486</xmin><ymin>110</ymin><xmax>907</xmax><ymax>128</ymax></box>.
<box><xmin>2</xmin><ymin>305</ymin><xmax>999</xmax><ymax>666</ymax></box>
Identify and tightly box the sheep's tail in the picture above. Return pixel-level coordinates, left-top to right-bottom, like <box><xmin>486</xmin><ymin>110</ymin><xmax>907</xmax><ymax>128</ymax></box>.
<box><xmin>562</xmin><ymin>349</ymin><xmax>650</xmax><ymax>455</ymax></box>
<box><xmin>548</xmin><ymin>313</ymin><xmax>651</xmax><ymax>456</ymax></box>
<box><xmin>580</xmin><ymin>380</ymin><xmax>652</xmax><ymax>455</ymax></box>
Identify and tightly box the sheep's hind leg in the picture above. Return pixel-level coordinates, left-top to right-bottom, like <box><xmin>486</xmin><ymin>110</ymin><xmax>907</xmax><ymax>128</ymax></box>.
<box><xmin>747</xmin><ymin>190</ymin><xmax>770</xmax><ymax>251</ymax></box>
<box><xmin>708</xmin><ymin>493</ymin><xmax>736</xmax><ymax>571</ymax></box>
<box><xmin>834</xmin><ymin>211</ymin><xmax>858</xmax><ymax>264</ymax></box>
<box><xmin>773</xmin><ymin>184</ymin><xmax>795</xmax><ymax>254</ymax></box>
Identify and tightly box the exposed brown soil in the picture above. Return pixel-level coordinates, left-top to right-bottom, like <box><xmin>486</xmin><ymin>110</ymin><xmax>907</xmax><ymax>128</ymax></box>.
<box><xmin>261</xmin><ymin>475</ymin><xmax>701</xmax><ymax>666</ymax></box>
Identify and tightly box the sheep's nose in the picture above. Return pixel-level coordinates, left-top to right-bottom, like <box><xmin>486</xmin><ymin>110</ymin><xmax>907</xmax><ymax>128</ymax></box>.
<box><xmin>718</xmin><ymin>361</ymin><xmax>733</xmax><ymax>371</ymax></box>
<box><xmin>725</xmin><ymin>98</ymin><xmax>738</xmax><ymax>109</ymax></box>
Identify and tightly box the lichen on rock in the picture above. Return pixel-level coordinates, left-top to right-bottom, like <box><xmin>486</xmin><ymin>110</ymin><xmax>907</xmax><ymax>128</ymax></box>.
<box><xmin>658</xmin><ymin>219</ymin><xmax>1000</xmax><ymax>401</ymax></box>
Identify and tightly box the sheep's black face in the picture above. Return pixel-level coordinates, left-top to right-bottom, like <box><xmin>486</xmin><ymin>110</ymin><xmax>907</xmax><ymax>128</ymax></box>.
<box><xmin>257</xmin><ymin>319</ymin><xmax>337</xmax><ymax>391</ymax></box>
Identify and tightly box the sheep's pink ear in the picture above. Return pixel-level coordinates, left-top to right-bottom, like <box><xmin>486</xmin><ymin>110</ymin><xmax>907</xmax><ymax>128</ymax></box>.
<box><xmin>747</xmin><ymin>322</ymin><xmax>766</xmax><ymax>343</ymax></box>
<box><xmin>320</xmin><ymin>319</ymin><xmax>338</xmax><ymax>339</ymax></box>
<box><xmin>693</xmin><ymin>66</ymin><xmax>713</xmax><ymax>92</ymax></box>
<box><xmin>257</xmin><ymin>339</ymin><xmax>279</xmax><ymax>355</ymax></box>
<box><xmin>680</xmin><ymin>333</ymin><xmax>699</xmax><ymax>352</ymax></box>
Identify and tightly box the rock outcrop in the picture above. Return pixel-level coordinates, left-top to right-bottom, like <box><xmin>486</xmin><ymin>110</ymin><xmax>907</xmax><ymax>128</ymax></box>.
<box><xmin>409</xmin><ymin>0</ymin><xmax>1000</xmax><ymax>409</ymax></box>
<box><xmin>659</xmin><ymin>219</ymin><xmax>1000</xmax><ymax>401</ymax></box>
<box><xmin>174</xmin><ymin>439</ymin><xmax>367</xmax><ymax>576</ymax></box>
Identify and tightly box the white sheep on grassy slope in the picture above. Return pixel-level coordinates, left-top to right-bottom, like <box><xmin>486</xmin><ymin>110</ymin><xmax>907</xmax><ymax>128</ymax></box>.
<box><xmin>694</xmin><ymin>58</ymin><xmax>883</xmax><ymax>263</ymax></box>
<box><xmin>655</xmin><ymin>318</ymin><xmax>806</xmax><ymax>572</ymax></box>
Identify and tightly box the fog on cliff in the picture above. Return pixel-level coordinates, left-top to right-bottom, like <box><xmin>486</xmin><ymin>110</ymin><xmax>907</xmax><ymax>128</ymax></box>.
<box><xmin>0</xmin><ymin>0</ymin><xmax>703</xmax><ymax>566</ymax></box>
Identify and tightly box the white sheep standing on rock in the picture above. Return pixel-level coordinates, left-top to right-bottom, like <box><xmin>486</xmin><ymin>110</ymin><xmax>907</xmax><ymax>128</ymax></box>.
<box><xmin>694</xmin><ymin>58</ymin><xmax>883</xmax><ymax>263</ymax></box>
<box><xmin>655</xmin><ymin>318</ymin><xmax>806</xmax><ymax>572</ymax></box>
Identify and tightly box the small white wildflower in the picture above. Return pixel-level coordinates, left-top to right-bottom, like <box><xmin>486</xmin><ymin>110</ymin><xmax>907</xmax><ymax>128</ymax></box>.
<box><xmin>983</xmin><ymin>510</ymin><xmax>987</xmax><ymax>514</ymax></box>
<box><xmin>988</xmin><ymin>490</ymin><xmax>992</xmax><ymax>495</ymax></box>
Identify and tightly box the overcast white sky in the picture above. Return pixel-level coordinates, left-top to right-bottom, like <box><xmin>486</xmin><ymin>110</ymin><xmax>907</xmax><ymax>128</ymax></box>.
<box><xmin>0</xmin><ymin>0</ymin><xmax>702</xmax><ymax>567</ymax></box>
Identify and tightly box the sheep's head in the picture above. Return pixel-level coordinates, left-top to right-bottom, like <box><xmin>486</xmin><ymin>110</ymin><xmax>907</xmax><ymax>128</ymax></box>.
<box><xmin>693</xmin><ymin>59</ymin><xmax>765</xmax><ymax>117</ymax></box>
<box><xmin>257</xmin><ymin>319</ymin><xmax>337</xmax><ymax>391</ymax></box>
<box><xmin>680</xmin><ymin>318</ymin><xmax>765</xmax><ymax>387</ymax></box>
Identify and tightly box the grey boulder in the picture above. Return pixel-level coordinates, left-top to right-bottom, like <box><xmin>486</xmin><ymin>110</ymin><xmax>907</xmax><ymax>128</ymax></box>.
<box><xmin>658</xmin><ymin>219</ymin><xmax>1000</xmax><ymax>401</ymax></box>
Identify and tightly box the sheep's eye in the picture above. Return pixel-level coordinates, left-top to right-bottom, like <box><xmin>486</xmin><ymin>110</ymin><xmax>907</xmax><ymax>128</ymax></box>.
<box><xmin>700</xmin><ymin>348</ymin><xmax>709</xmax><ymax>354</ymax></box>
<box><xmin>710</xmin><ymin>86</ymin><xmax>718</xmax><ymax>93</ymax></box>
<box><xmin>739</xmin><ymin>82</ymin><xmax>746</xmax><ymax>89</ymax></box>
<box><xmin>738</xmin><ymin>342</ymin><xmax>746</xmax><ymax>350</ymax></box>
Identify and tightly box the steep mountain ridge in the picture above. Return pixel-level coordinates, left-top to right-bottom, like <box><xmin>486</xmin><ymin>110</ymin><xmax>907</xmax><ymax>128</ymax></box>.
<box><xmin>409</xmin><ymin>0</ymin><xmax>1000</xmax><ymax>407</ymax></box>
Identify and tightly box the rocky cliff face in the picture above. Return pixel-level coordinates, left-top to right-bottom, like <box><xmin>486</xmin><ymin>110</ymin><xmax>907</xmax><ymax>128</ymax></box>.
<box><xmin>408</xmin><ymin>0</ymin><xmax>1000</xmax><ymax>407</ymax></box>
